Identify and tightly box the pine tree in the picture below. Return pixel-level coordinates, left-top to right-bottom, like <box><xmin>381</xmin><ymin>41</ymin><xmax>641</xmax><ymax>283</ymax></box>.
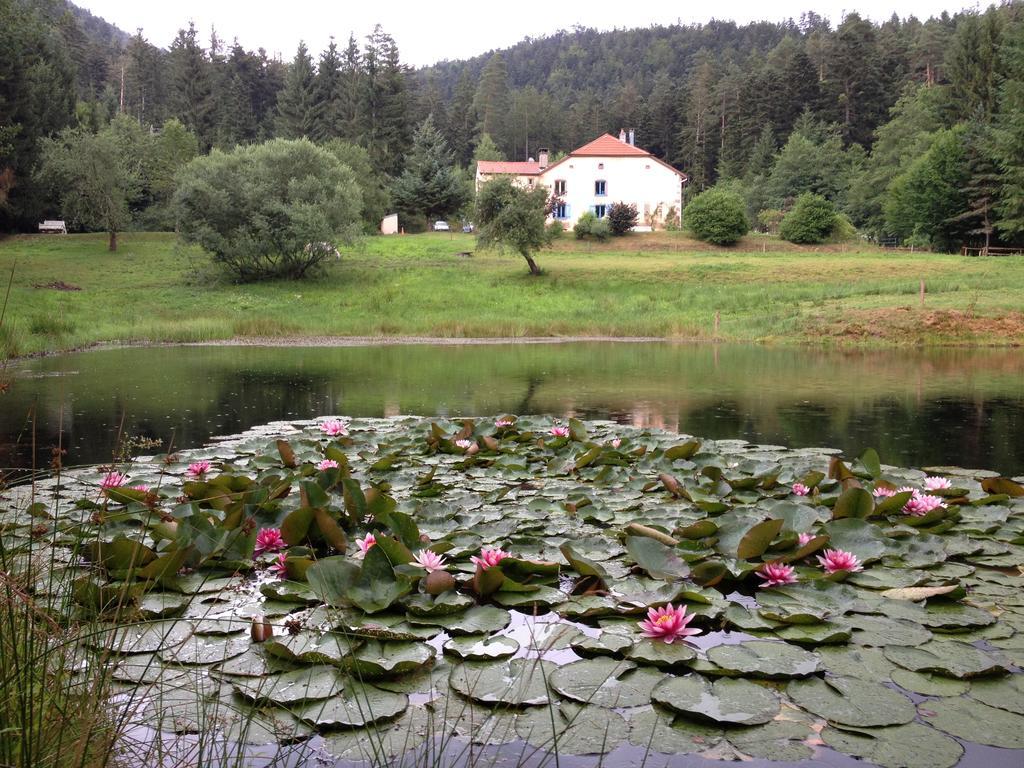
<box><xmin>276</xmin><ymin>41</ymin><xmax>316</xmax><ymax>139</ymax></box>
<box><xmin>337</xmin><ymin>34</ymin><xmax>363</xmax><ymax>144</ymax></box>
<box><xmin>362</xmin><ymin>26</ymin><xmax>409</xmax><ymax>175</ymax></box>
<box><xmin>311</xmin><ymin>38</ymin><xmax>342</xmax><ymax>142</ymax></box>
<box><xmin>946</xmin><ymin>8</ymin><xmax>1004</xmax><ymax>122</ymax></box>
<box><xmin>474</xmin><ymin>53</ymin><xmax>512</xmax><ymax>155</ymax></box>
<box><xmin>447</xmin><ymin>72</ymin><xmax>477</xmax><ymax>166</ymax></box>
<box><xmin>390</xmin><ymin>115</ymin><xmax>467</xmax><ymax>227</ymax></box>
<box><xmin>993</xmin><ymin>20</ymin><xmax>1024</xmax><ymax>237</ymax></box>
<box><xmin>167</xmin><ymin>24</ymin><xmax>215</xmax><ymax>150</ymax></box>
<box><xmin>675</xmin><ymin>54</ymin><xmax>718</xmax><ymax>192</ymax></box>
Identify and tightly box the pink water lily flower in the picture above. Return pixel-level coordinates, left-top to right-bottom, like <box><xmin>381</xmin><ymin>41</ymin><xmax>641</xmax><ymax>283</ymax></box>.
<box><xmin>758</xmin><ymin>561</ymin><xmax>798</xmax><ymax>588</ymax></box>
<box><xmin>100</xmin><ymin>471</ymin><xmax>128</xmax><ymax>489</ymax></box>
<box><xmin>873</xmin><ymin>486</ymin><xmax>896</xmax><ymax>498</ymax></box>
<box><xmin>255</xmin><ymin>528</ymin><xmax>286</xmax><ymax>556</ymax></box>
<box><xmin>923</xmin><ymin>476</ymin><xmax>952</xmax><ymax>491</ymax></box>
<box><xmin>817</xmin><ymin>548</ymin><xmax>863</xmax><ymax>574</ymax></box>
<box><xmin>319</xmin><ymin>419</ymin><xmax>349</xmax><ymax>437</ymax></box>
<box><xmin>791</xmin><ymin>483</ymin><xmax>810</xmax><ymax>496</ymax></box>
<box><xmin>797</xmin><ymin>532</ymin><xmax>815</xmax><ymax>547</ymax></box>
<box><xmin>896</xmin><ymin>486</ymin><xmax>919</xmax><ymax>496</ymax></box>
<box><xmin>316</xmin><ymin>459</ymin><xmax>340</xmax><ymax>471</ymax></box>
<box><xmin>269</xmin><ymin>552</ymin><xmax>288</xmax><ymax>578</ymax></box>
<box><xmin>904</xmin><ymin>493</ymin><xmax>944</xmax><ymax>516</ymax></box>
<box><xmin>130</xmin><ymin>484</ymin><xmax>150</xmax><ymax>493</ymax></box>
<box><xmin>638</xmin><ymin>603</ymin><xmax>702</xmax><ymax>644</ymax></box>
<box><xmin>495</xmin><ymin>417</ymin><xmax>515</xmax><ymax>428</ymax></box>
<box><xmin>611</xmin><ymin>438</ymin><xmax>622</xmax><ymax>448</ymax></box>
<box><xmin>454</xmin><ymin>438</ymin><xmax>475</xmax><ymax>450</ymax></box>
<box><xmin>550</xmin><ymin>425</ymin><xmax>570</xmax><ymax>438</ymax></box>
<box><xmin>470</xmin><ymin>547</ymin><xmax>510</xmax><ymax>570</ymax></box>
<box><xmin>354</xmin><ymin>533</ymin><xmax>376</xmax><ymax>558</ymax></box>
<box><xmin>412</xmin><ymin>549</ymin><xmax>447</xmax><ymax>573</ymax></box>
<box><xmin>186</xmin><ymin>460</ymin><xmax>212</xmax><ymax>477</ymax></box>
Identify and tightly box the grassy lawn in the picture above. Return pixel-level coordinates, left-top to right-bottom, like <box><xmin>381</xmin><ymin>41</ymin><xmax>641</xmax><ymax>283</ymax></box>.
<box><xmin>1</xmin><ymin>230</ymin><xmax>1023</xmax><ymax>358</ymax></box>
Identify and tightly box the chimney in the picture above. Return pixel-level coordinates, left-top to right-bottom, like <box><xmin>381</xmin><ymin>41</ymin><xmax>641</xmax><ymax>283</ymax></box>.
<box><xmin>618</xmin><ymin>128</ymin><xmax>627</xmax><ymax>142</ymax></box>
<box><xmin>538</xmin><ymin>148</ymin><xmax>549</xmax><ymax>169</ymax></box>
<box><xmin>628</xmin><ymin>129</ymin><xmax>635</xmax><ymax>146</ymax></box>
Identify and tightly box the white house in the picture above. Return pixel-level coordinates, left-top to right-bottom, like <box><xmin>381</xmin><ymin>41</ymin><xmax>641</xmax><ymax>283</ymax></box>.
<box><xmin>475</xmin><ymin>131</ymin><xmax>687</xmax><ymax>230</ymax></box>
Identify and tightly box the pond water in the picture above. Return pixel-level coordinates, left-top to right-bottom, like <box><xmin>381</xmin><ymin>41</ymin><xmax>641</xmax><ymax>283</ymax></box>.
<box><xmin>3</xmin><ymin>342</ymin><xmax>1024</xmax><ymax>477</ymax></box>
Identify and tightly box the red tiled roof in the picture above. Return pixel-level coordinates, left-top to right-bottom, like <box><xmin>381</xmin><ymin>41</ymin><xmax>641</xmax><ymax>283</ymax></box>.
<box><xmin>477</xmin><ymin>161</ymin><xmax>541</xmax><ymax>175</ymax></box>
<box><xmin>570</xmin><ymin>133</ymin><xmax>650</xmax><ymax>157</ymax></box>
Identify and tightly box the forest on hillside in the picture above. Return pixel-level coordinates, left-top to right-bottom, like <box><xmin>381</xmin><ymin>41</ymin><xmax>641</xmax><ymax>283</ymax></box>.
<box><xmin>1</xmin><ymin>0</ymin><xmax>1023</xmax><ymax>250</ymax></box>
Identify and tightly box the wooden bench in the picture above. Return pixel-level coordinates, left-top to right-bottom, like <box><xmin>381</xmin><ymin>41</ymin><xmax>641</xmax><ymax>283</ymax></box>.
<box><xmin>38</xmin><ymin>220</ymin><xmax>67</xmax><ymax>234</ymax></box>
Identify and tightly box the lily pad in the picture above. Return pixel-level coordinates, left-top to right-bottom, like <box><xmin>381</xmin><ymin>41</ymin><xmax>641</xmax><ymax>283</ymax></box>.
<box><xmin>890</xmin><ymin>668</ymin><xmax>970</xmax><ymax>697</ymax></box>
<box><xmin>514</xmin><ymin>701</ymin><xmax>628</xmax><ymax>755</ymax></box>
<box><xmin>349</xmin><ymin>640</ymin><xmax>436</xmax><ymax>678</ymax></box>
<box><xmin>232</xmin><ymin>665</ymin><xmax>344</xmax><ymax>703</ymax></box>
<box><xmin>707</xmin><ymin>640</ymin><xmax>821</xmax><ymax>679</ymax></box>
<box><xmin>448</xmin><ymin>659</ymin><xmax>555</xmax><ymax>706</ymax></box>
<box><xmin>787</xmin><ymin>675</ymin><xmax>915</xmax><ymax>727</ymax></box>
<box><xmin>626</xmin><ymin>638</ymin><xmax>698</xmax><ymax>670</ymax></box>
<box><xmin>626</xmin><ymin>706</ymin><xmax>724</xmax><ymax>754</ymax></box>
<box><xmin>291</xmin><ymin>681</ymin><xmax>408</xmax><ymax>728</ymax></box>
<box><xmin>651</xmin><ymin>674</ymin><xmax>780</xmax><ymax>725</ymax></box>
<box><xmin>822</xmin><ymin>722</ymin><xmax>963</xmax><ymax>768</ymax></box>
<box><xmin>407</xmin><ymin>605</ymin><xmax>511</xmax><ymax>635</ymax></box>
<box><xmin>967</xmin><ymin>674</ymin><xmax>1024</xmax><ymax>714</ymax></box>
<box><xmin>884</xmin><ymin>640</ymin><xmax>1008</xmax><ymax>679</ymax></box>
<box><xmin>728</xmin><ymin>720</ymin><xmax>815</xmax><ymax>762</ymax></box>
<box><xmin>919</xmin><ymin>697</ymin><xmax>1024</xmax><ymax>749</ymax></box>
<box><xmin>443</xmin><ymin>635</ymin><xmax>519</xmax><ymax>661</ymax></box>
<box><xmin>550</xmin><ymin>658</ymin><xmax>664</xmax><ymax>708</ymax></box>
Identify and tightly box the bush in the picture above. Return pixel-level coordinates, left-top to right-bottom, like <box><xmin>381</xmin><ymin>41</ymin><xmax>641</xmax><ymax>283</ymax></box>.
<box><xmin>683</xmin><ymin>188</ymin><xmax>749</xmax><ymax>245</ymax></box>
<box><xmin>756</xmin><ymin>208</ymin><xmax>785</xmax><ymax>234</ymax></box>
<box><xmin>475</xmin><ymin>176</ymin><xmax>551</xmax><ymax>275</ymax></box>
<box><xmin>607</xmin><ymin>202</ymin><xmax>638</xmax><ymax>235</ymax></box>
<box><xmin>173</xmin><ymin>139</ymin><xmax>362</xmax><ymax>281</ymax></box>
<box><xmin>574</xmin><ymin>211</ymin><xmax>611</xmax><ymax>241</ymax></box>
<box><xmin>779</xmin><ymin>193</ymin><xmax>839</xmax><ymax>244</ymax></box>
<box><xmin>545</xmin><ymin>220</ymin><xmax>565</xmax><ymax>242</ymax></box>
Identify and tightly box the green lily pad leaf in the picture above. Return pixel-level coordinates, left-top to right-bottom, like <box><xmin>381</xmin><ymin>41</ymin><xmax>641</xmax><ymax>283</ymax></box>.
<box><xmin>626</xmin><ymin>706</ymin><xmax>724</xmax><ymax>754</ymax></box>
<box><xmin>736</xmin><ymin>518</ymin><xmax>784</xmax><ymax>559</ymax></box>
<box><xmin>159</xmin><ymin>632</ymin><xmax>250</xmax><ymax>665</ymax></box>
<box><xmin>821</xmin><ymin>518</ymin><xmax>892</xmax><ymax>562</ymax></box>
<box><xmin>884</xmin><ymin>640</ymin><xmax>1008</xmax><ymax>679</ymax></box>
<box><xmin>259</xmin><ymin>580</ymin><xmax>319</xmax><ymax>605</ymax></box>
<box><xmin>110</xmin><ymin>653</ymin><xmax>170</xmax><ymax>684</ymax></box>
<box><xmin>816</xmin><ymin>646</ymin><xmax>897</xmax><ymax>679</ymax></box>
<box><xmin>624</xmin><ymin>535</ymin><xmax>690</xmax><ymax>580</ymax></box>
<box><xmin>832</xmin><ymin>487</ymin><xmax>874</xmax><ymax>519</ymax></box>
<box><xmin>262</xmin><ymin>631</ymin><xmax>359</xmax><ymax>666</ymax></box>
<box><xmin>98</xmin><ymin>620</ymin><xmax>194</xmax><ymax>653</ymax></box>
<box><xmin>553</xmin><ymin>595</ymin><xmax>621</xmax><ymax>620</ymax></box>
<box><xmin>443</xmin><ymin>635</ymin><xmax>519</xmax><ymax>661</ymax></box>
<box><xmin>728</xmin><ymin>720</ymin><xmax>815</xmax><ymax>762</ymax></box>
<box><xmin>840</xmin><ymin>615</ymin><xmax>932</xmax><ymax>647</ymax></box>
<box><xmin>822</xmin><ymin>722</ymin><xmax>963</xmax><ymax>768</ymax></box>
<box><xmin>346</xmin><ymin>545</ymin><xmax>414</xmax><ymax>614</ymax></box>
<box><xmin>448</xmin><ymin>659</ymin><xmax>555</xmax><ymax>706</ymax></box>
<box><xmin>848</xmin><ymin>567</ymin><xmax>931</xmax><ymax>590</ymax></box>
<box><xmin>407</xmin><ymin>605</ymin><xmax>511</xmax><ymax>635</ymax></box>
<box><xmin>918</xmin><ymin>601</ymin><xmax>996</xmax><ymax>630</ymax></box>
<box><xmin>493</xmin><ymin>585</ymin><xmax>567</xmax><ymax>609</ymax></box>
<box><xmin>967</xmin><ymin>674</ymin><xmax>1024</xmax><ymax>714</ymax></box>
<box><xmin>550</xmin><ymin>658</ymin><xmax>664</xmax><ymax>708</ymax></box>
<box><xmin>231</xmin><ymin>665</ymin><xmax>344</xmax><ymax>703</ymax></box>
<box><xmin>571</xmin><ymin>631</ymin><xmax>634</xmax><ymax>658</ymax></box>
<box><xmin>559</xmin><ymin>543</ymin><xmax>610</xmax><ymax>582</ymax></box>
<box><xmin>652</xmin><ymin>675</ymin><xmax>780</xmax><ymax>725</ymax></box>
<box><xmin>919</xmin><ymin>697</ymin><xmax>1024</xmax><ymax>749</ymax></box>
<box><xmin>515</xmin><ymin>701</ymin><xmax>627</xmax><ymax>755</ymax></box>
<box><xmin>890</xmin><ymin>669</ymin><xmax>970</xmax><ymax>697</ymax></box>
<box><xmin>772</xmin><ymin>622</ymin><xmax>851</xmax><ymax>645</ymax></box>
<box><xmin>626</xmin><ymin>638</ymin><xmax>698</xmax><ymax>670</ymax></box>
<box><xmin>880</xmin><ymin>585</ymin><xmax>959</xmax><ymax>601</ymax></box>
<box><xmin>319</xmin><ymin>704</ymin><xmax>433</xmax><ymax>761</ymax></box>
<box><xmin>787</xmin><ymin>675</ymin><xmax>915</xmax><ymax>726</ymax></box>
<box><xmin>349</xmin><ymin>640</ymin><xmax>436</xmax><ymax>678</ymax></box>
<box><xmin>214</xmin><ymin>648</ymin><xmax>292</xmax><ymax>678</ymax></box>
<box><xmin>707</xmin><ymin>640</ymin><xmax>821</xmax><ymax>678</ymax></box>
<box><xmin>138</xmin><ymin>592</ymin><xmax>190</xmax><ymax>619</ymax></box>
<box><xmin>291</xmin><ymin>681</ymin><xmax>408</xmax><ymax>728</ymax></box>
<box><xmin>404</xmin><ymin>590</ymin><xmax>474</xmax><ymax>617</ymax></box>
<box><xmin>756</xmin><ymin>581</ymin><xmax>858</xmax><ymax>625</ymax></box>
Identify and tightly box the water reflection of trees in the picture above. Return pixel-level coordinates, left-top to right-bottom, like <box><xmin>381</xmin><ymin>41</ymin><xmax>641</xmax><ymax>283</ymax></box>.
<box><xmin>3</xmin><ymin>345</ymin><xmax>1024</xmax><ymax>474</ymax></box>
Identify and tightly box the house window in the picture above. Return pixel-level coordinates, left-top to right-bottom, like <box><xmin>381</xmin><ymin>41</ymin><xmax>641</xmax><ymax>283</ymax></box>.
<box><xmin>554</xmin><ymin>203</ymin><xmax>568</xmax><ymax>219</ymax></box>
<box><xmin>554</xmin><ymin>179</ymin><xmax>566</xmax><ymax>195</ymax></box>
<box><xmin>595</xmin><ymin>180</ymin><xmax>607</xmax><ymax>196</ymax></box>
<box><xmin>528</xmin><ymin>178</ymin><xmax>534</xmax><ymax>186</ymax></box>
<box><xmin>598</xmin><ymin>163</ymin><xmax>604</xmax><ymax>170</ymax></box>
<box><xmin>594</xmin><ymin>204</ymin><xmax>607</xmax><ymax>218</ymax></box>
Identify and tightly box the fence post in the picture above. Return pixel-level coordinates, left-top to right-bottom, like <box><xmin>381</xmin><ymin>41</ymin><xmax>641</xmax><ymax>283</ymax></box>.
<box><xmin>919</xmin><ymin>279</ymin><xmax>925</xmax><ymax>308</ymax></box>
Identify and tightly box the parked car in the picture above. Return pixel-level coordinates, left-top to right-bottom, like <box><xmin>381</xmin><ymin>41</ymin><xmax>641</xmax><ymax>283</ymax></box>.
<box><xmin>462</xmin><ymin>223</ymin><xmax>474</xmax><ymax>233</ymax></box>
<box><xmin>432</xmin><ymin>221</ymin><xmax>450</xmax><ymax>232</ymax></box>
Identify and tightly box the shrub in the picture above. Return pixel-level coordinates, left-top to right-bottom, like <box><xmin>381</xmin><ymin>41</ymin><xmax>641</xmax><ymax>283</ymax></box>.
<box><xmin>475</xmin><ymin>176</ymin><xmax>551</xmax><ymax>275</ymax></box>
<box><xmin>574</xmin><ymin>211</ymin><xmax>597</xmax><ymax>239</ymax></box>
<box><xmin>683</xmin><ymin>188</ymin><xmax>749</xmax><ymax>245</ymax></box>
<box><xmin>173</xmin><ymin>139</ymin><xmax>362</xmax><ymax>281</ymax></box>
<box><xmin>607</xmin><ymin>202</ymin><xmax>638</xmax><ymax>235</ymax></box>
<box><xmin>545</xmin><ymin>220</ymin><xmax>565</xmax><ymax>242</ymax></box>
<box><xmin>574</xmin><ymin>211</ymin><xmax>611</xmax><ymax>241</ymax></box>
<box><xmin>757</xmin><ymin>208</ymin><xmax>785</xmax><ymax>234</ymax></box>
<box><xmin>779</xmin><ymin>193</ymin><xmax>839</xmax><ymax>244</ymax></box>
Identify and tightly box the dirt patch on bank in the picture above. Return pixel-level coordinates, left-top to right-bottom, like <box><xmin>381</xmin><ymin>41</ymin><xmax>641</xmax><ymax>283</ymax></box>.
<box><xmin>808</xmin><ymin>307</ymin><xmax>1024</xmax><ymax>344</ymax></box>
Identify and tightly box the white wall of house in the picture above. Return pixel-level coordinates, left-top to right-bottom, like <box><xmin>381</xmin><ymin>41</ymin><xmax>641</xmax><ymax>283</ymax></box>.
<box><xmin>540</xmin><ymin>157</ymin><xmax>683</xmax><ymax>229</ymax></box>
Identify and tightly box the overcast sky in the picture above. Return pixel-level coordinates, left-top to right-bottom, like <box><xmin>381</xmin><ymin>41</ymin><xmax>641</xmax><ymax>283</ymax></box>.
<box><xmin>78</xmin><ymin>0</ymin><xmax>982</xmax><ymax>66</ymax></box>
